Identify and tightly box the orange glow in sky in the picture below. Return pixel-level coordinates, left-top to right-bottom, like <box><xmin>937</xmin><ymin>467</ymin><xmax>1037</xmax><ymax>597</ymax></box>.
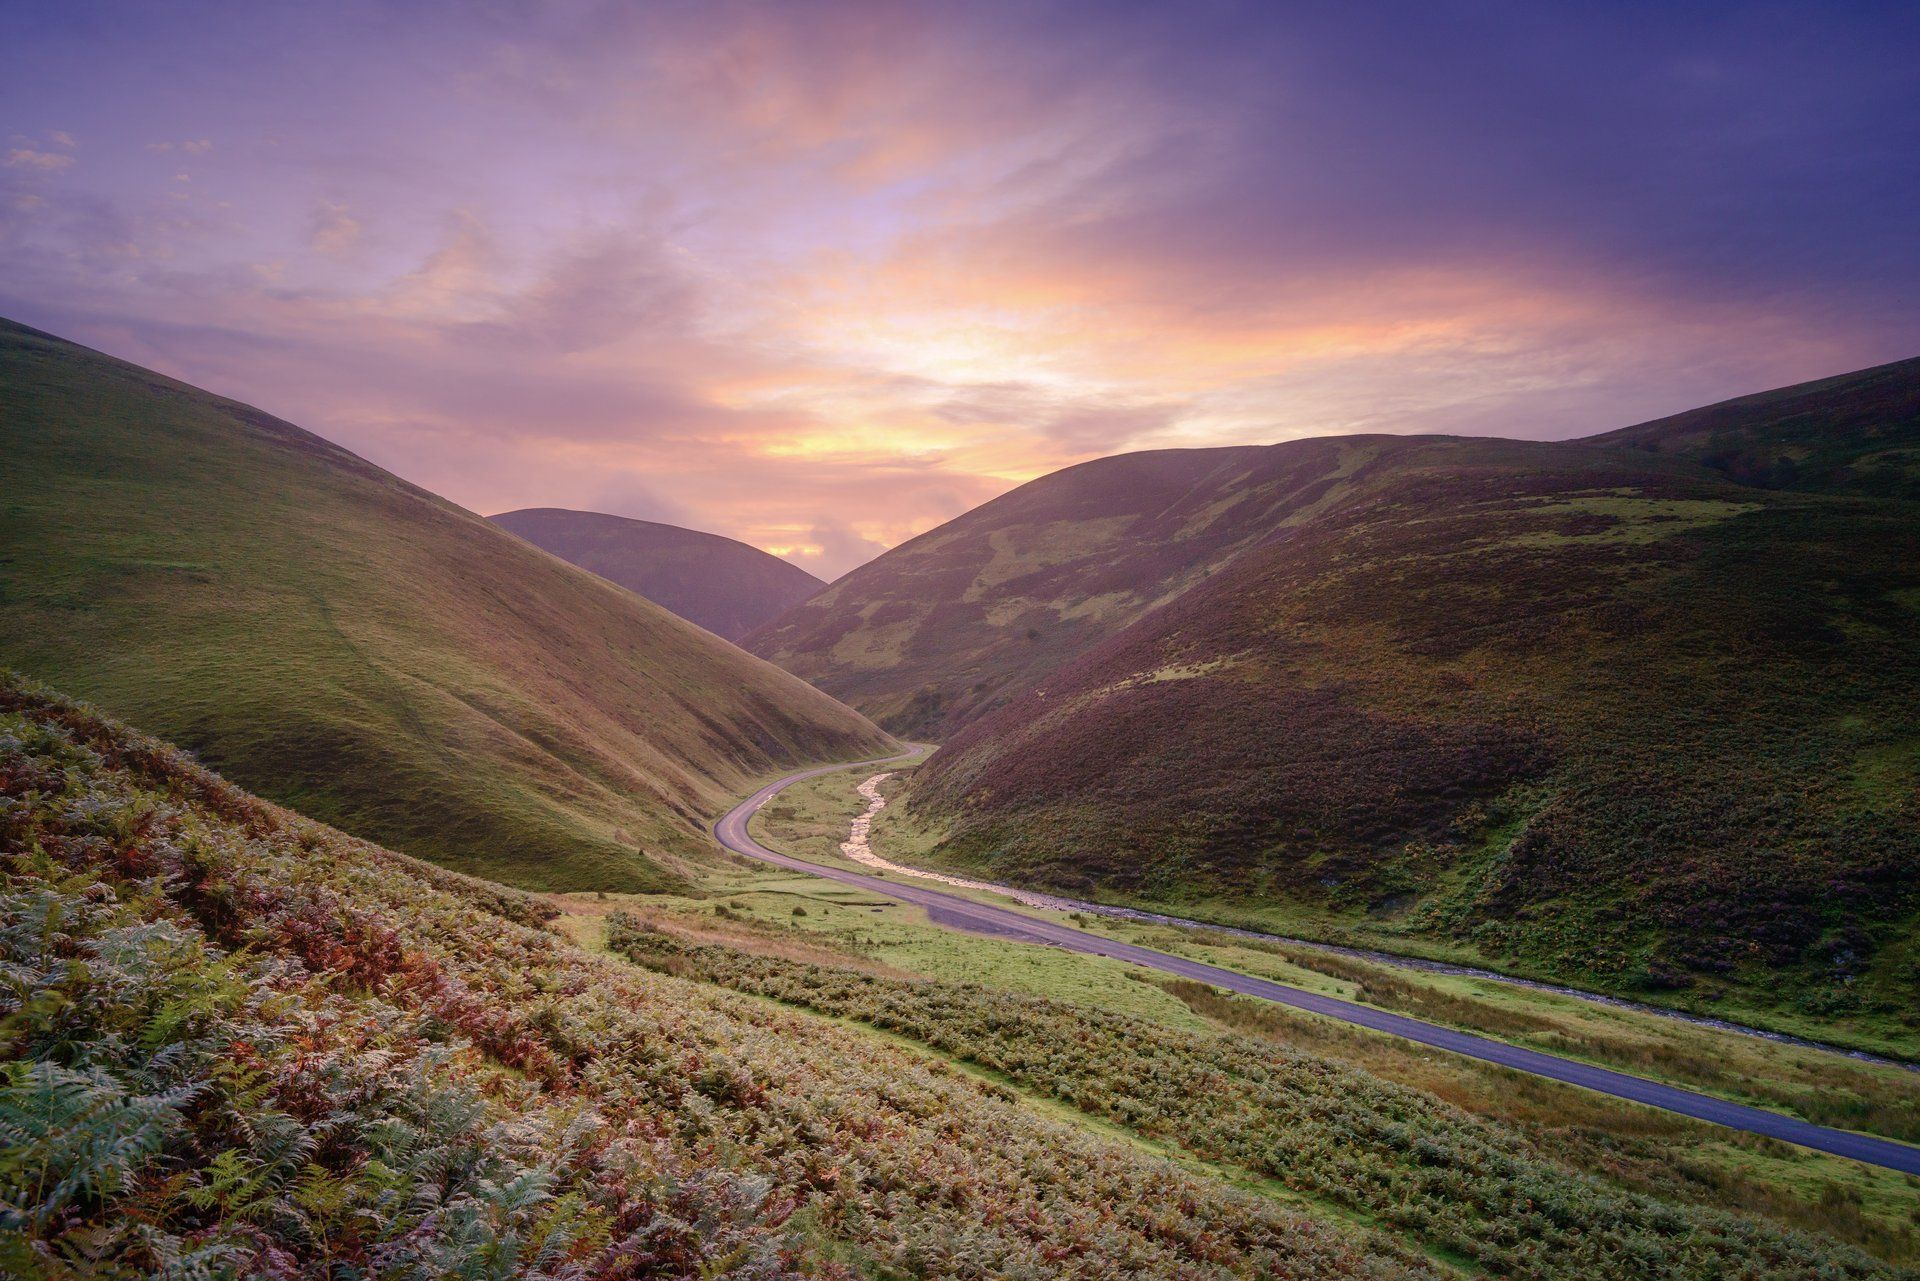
<box><xmin>4</xmin><ymin>2</ymin><xmax>1914</xmax><ymax>576</ymax></box>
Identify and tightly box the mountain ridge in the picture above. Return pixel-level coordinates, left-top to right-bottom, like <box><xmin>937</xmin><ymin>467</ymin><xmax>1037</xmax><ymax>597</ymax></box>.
<box><xmin>1587</xmin><ymin>354</ymin><xmax>1920</xmax><ymax>498</ymax></box>
<box><xmin>490</xmin><ymin>505</ymin><xmax>824</xmax><ymax>640</ymax></box>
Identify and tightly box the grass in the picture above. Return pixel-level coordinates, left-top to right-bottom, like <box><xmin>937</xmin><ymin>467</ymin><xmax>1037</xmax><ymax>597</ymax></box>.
<box><xmin>760</xmin><ymin>763</ymin><xmax>1920</xmax><ymax>1130</ymax></box>
<box><xmin>0</xmin><ymin>317</ymin><xmax>891</xmax><ymax>893</ymax></box>
<box><xmin>907</xmin><ymin>432</ymin><xmax>1920</xmax><ymax>1046</ymax></box>
<box><xmin>605</xmin><ymin>917</ymin><xmax>1912</xmax><ymax>1278</ymax></box>
<box><xmin>549</xmin><ymin>872</ymin><xmax>1210</xmax><ymax>1029</ymax></box>
<box><xmin>2</xmin><ymin>674</ymin><xmax>1440</xmax><ymax>1279</ymax></box>
<box><xmin>728</xmin><ymin>757</ymin><xmax>1920</xmax><ymax>1264</ymax></box>
<box><xmin>1112</xmin><ymin>928</ymin><xmax>1920</xmax><ymax>1139</ymax></box>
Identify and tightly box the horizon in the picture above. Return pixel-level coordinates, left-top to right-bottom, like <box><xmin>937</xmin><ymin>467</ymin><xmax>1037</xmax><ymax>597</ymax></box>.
<box><xmin>5</xmin><ymin>1</ymin><xmax>1918</xmax><ymax>577</ymax></box>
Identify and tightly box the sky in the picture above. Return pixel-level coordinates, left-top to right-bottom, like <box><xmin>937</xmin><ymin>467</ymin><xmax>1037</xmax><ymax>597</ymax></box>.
<box><xmin>5</xmin><ymin>1</ymin><xmax>1918</xmax><ymax>578</ymax></box>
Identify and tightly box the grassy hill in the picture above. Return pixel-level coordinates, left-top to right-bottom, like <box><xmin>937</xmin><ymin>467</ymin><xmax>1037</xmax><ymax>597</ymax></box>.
<box><xmin>490</xmin><ymin>506</ymin><xmax>823</xmax><ymax>641</ymax></box>
<box><xmin>751</xmin><ymin>358</ymin><xmax>1920</xmax><ymax>743</ymax></box>
<box><xmin>1591</xmin><ymin>355</ymin><xmax>1920</xmax><ymax>498</ymax></box>
<box><xmin>0</xmin><ymin>318</ymin><xmax>891</xmax><ymax>891</ymax></box>
<box><xmin>756</xmin><ymin>360</ymin><xmax>1920</xmax><ymax>1036</ymax></box>
<box><xmin>2</xmin><ymin>674</ymin><xmax>1901</xmax><ymax>1278</ymax></box>
<box><xmin>747</xmin><ymin>438</ymin><xmax>1396</xmax><ymax>735</ymax></box>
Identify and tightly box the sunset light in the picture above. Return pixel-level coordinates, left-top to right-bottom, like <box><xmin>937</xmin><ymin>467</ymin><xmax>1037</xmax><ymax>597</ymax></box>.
<box><xmin>7</xmin><ymin>3</ymin><xmax>1913</xmax><ymax>577</ymax></box>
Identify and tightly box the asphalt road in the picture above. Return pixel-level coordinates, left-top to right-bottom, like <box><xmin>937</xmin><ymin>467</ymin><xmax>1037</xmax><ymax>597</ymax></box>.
<box><xmin>715</xmin><ymin>753</ymin><xmax>1920</xmax><ymax>1177</ymax></box>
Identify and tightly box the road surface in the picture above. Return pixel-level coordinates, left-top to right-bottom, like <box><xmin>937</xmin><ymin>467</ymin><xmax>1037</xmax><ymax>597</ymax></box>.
<box><xmin>714</xmin><ymin>753</ymin><xmax>1920</xmax><ymax>1176</ymax></box>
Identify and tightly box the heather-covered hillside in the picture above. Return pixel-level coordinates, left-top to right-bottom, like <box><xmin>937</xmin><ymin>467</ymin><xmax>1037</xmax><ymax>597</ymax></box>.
<box><xmin>1591</xmin><ymin>355</ymin><xmax>1920</xmax><ymax>498</ymax></box>
<box><xmin>0</xmin><ymin>319</ymin><xmax>891</xmax><ymax>892</ymax></box>
<box><xmin>490</xmin><ymin>507</ymin><xmax>824</xmax><ymax>641</ymax></box>
<box><xmin>748</xmin><ymin>438</ymin><xmax>1409</xmax><ymax>735</ymax></box>
<box><xmin>1</xmin><ymin>675</ymin><xmax>1899</xmax><ymax>1278</ymax></box>
<box><xmin>908</xmin><ymin>433</ymin><xmax>1920</xmax><ymax>1033</ymax></box>
<box><xmin>753</xmin><ymin>359</ymin><xmax>1920</xmax><ymax>755</ymax></box>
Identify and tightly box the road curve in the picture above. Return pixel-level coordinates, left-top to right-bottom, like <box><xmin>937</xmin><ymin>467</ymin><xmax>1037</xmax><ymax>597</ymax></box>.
<box><xmin>715</xmin><ymin>753</ymin><xmax>1920</xmax><ymax>1176</ymax></box>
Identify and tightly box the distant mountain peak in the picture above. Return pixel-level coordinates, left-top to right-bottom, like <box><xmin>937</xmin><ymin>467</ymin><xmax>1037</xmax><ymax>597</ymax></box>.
<box><xmin>490</xmin><ymin>507</ymin><xmax>823</xmax><ymax>641</ymax></box>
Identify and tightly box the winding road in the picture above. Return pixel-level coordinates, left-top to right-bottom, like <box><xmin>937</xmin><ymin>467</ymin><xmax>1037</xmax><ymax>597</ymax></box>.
<box><xmin>715</xmin><ymin>753</ymin><xmax>1920</xmax><ymax>1176</ymax></box>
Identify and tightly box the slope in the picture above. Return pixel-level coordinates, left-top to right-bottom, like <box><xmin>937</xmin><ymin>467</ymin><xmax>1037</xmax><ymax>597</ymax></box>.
<box><xmin>0</xmin><ymin>318</ymin><xmax>892</xmax><ymax>892</ymax></box>
<box><xmin>0</xmin><ymin>674</ymin><xmax>1438</xmax><ymax>1280</ymax></box>
<box><xmin>1590</xmin><ymin>354</ymin><xmax>1920</xmax><ymax>498</ymax></box>
<box><xmin>489</xmin><ymin>506</ymin><xmax>823</xmax><ymax>640</ymax></box>
<box><xmin>905</xmin><ymin>425</ymin><xmax>1920</xmax><ymax>1037</ymax></box>
<box><xmin>1</xmin><ymin>673</ymin><xmax>1898</xmax><ymax>1279</ymax></box>
<box><xmin>747</xmin><ymin>437</ymin><xmax>1398</xmax><ymax>735</ymax></box>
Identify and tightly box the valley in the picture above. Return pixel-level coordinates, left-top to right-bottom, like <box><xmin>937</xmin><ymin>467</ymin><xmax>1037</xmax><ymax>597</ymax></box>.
<box><xmin>554</xmin><ymin>754</ymin><xmax>1920</xmax><ymax>1269</ymax></box>
<box><xmin>0</xmin><ymin>320</ymin><xmax>893</xmax><ymax>893</ymax></box>
<box><xmin>711</xmin><ymin>755</ymin><xmax>1920</xmax><ymax>1174</ymax></box>
<box><xmin>8</xmin><ymin>9</ymin><xmax>1919</xmax><ymax>1276</ymax></box>
<box><xmin>749</xmin><ymin>363</ymin><xmax>1920</xmax><ymax>1042</ymax></box>
<box><xmin>4</xmin><ymin>321</ymin><xmax>1918</xmax><ymax>1279</ymax></box>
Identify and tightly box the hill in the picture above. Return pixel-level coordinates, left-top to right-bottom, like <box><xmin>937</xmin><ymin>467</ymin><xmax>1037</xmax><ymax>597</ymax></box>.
<box><xmin>489</xmin><ymin>506</ymin><xmax>823</xmax><ymax>640</ymax></box>
<box><xmin>902</xmin><ymin>423</ymin><xmax>1920</xmax><ymax>1031</ymax></box>
<box><xmin>747</xmin><ymin>438</ymin><xmax>1394</xmax><ymax>735</ymax></box>
<box><xmin>1589</xmin><ymin>355</ymin><xmax>1920</xmax><ymax>498</ymax></box>
<box><xmin>1</xmin><ymin>673</ymin><xmax>1897</xmax><ymax>1278</ymax></box>
<box><xmin>751</xmin><ymin>359</ymin><xmax>1920</xmax><ymax>743</ymax></box>
<box><xmin>0</xmin><ymin>318</ymin><xmax>891</xmax><ymax>892</ymax></box>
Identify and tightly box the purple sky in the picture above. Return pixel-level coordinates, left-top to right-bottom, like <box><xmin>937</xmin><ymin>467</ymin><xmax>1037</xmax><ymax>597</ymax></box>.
<box><xmin>6</xmin><ymin>1</ymin><xmax>1917</xmax><ymax>577</ymax></box>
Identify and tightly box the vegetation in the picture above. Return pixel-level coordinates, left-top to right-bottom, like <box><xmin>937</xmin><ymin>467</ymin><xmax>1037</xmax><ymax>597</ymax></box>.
<box><xmin>604</xmin><ymin>916</ymin><xmax>1909</xmax><ymax>1280</ymax></box>
<box><xmin>747</xmin><ymin>358</ymin><xmax>1920</xmax><ymax>1037</ymax></box>
<box><xmin>0</xmin><ymin>673</ymin><xmax>1449</xmax><ymax>1278</ymax></box>
<box><xmin>1106</xmin><ymin>921</ymin><xmax>1920</xmax><ymax>1144</ymax></box>
<box><xmin>1593</xmin><ymin>354</ymin><xmax>1920</xmax><ymax>498</ymax></box>
<box><xmin>902</xmin><ymin>422</ymin><xmax>1920</xmax><ymax>1039</ymax></box>
<box><xmin>490</xmin><ymin>508</ymin><xmax>824</xmax><ymax>642</ymax></box>
<box><xmin>0</xmin><ymin>318</ymin><xmax>891</xmax><ymax>892</ymax></box>
<box><xmin>727</xmin><ymin>764</ymin><xmax>1920</xmax><ymax>1264</ymax></box>
<box><xmin>757</xmin><ymin>759</ymin><xmax>1920</xmax><ymax>1151</ymax></box>
<box><xmin>746</xmin><ymin>437</ymin><xmax>1398</xmax><ymax>735</ymax></box>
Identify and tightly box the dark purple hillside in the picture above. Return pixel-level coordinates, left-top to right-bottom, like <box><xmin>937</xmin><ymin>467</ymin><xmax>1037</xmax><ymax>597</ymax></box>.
<box><xmin>491</xmin><ymin>507</ymin><xmax>823</xmax><ymax>641</ymax></box>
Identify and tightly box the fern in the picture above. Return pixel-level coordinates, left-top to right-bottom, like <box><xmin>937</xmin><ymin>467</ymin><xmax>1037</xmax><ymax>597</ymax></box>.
<box><xmin>0</xmin><ymin>1060</ymin><xmax>197</xmax><ymax>1230</ymax></box>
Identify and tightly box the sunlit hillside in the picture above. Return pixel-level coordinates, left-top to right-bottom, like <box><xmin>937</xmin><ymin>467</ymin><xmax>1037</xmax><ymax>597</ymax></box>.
<box><xmin>2</xmin><ymin>674</ymin><xmax>1904</xmax><ymax>1278</ymax></box>
<box><xmin>0</xmin><ymin>319</ymin><xmax>892</xmax><ymax>892</ymax></box>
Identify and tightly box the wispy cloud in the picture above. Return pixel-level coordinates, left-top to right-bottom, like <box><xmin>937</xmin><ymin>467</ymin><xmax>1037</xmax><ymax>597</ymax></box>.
<box><xmin>308</xmin><ymin>201</ymin><xmax>361</xmax><ymax>254</ymax></box>
<box><xmin>5</xmin><ymin>148</ymin><xmax>73</xmax><ymax>171</ymax></box>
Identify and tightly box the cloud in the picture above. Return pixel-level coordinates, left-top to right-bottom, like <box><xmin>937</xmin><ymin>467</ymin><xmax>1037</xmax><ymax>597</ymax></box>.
<box><xmin>793</xmin><ymin>520</ymin><xmax>890</xmax><ymax>581</ymax></box>
<box><xmin>0</xmin><ymin>0</ymin><xmax>1914</xmax><ymax>583</ymax></box>
<box><xmin>481</xmin><ymin>230</ymin><xmax>702</xmax><ymax>355</ymax></box>
<box><xmin>308</xmin><ymin>202</ymin><xmax>361</xmax><ymax>254</ymax></box>
<box><xmin>580</xmin><ymin>475</ymin><xmax>695</xmax><ymax>529</ymax></box>
<box><xmin>383</xmin><ymin>210</ymin><xmax>499</xmax><ymax>319</ymax></box>
<box><xmin>4</xmin><ymin>148</ymin><xmax>73</xmax><ymax>171</ymax></box>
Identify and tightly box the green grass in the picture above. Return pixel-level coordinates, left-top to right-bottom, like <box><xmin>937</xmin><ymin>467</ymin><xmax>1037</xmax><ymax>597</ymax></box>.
<box><xmin>2</xmin><ymin>673</ymin><xmax>1449</xmax><ymax>1280</ymax></box>
<box><xmin>0</xmin><ymin>318</ymin><xmax>891</xmax><ymax>892</ymax></box>
<box><xmin>606</xmin><ymin>917</ymin><xmax>1913</xmax><ymax>1277</ymax></box>
<box><xmin>729</xmin><ymin>757</ymin><xmax>1920</xmax><ymax>1264</ymax></box>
